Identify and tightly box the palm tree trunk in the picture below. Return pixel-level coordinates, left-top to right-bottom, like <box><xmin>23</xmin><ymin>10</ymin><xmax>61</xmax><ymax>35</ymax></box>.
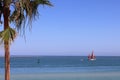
<box><xmin>4</xmin><ymin>41</ymin><xmax>10</xmax><ymax>80</ymax></box>
<box><xmin>3</xmin><ymin>4</ymin><xmax>10</xmax><ymax>80</ymax></box>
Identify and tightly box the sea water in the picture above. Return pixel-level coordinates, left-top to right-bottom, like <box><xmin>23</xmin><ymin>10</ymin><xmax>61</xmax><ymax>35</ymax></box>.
<box><xmin>0</xmin><ymin>56</ymin><xmax>120</xmax><ymax>80</ymax></box>
<box><xmin>0</xmin><ymin>56</ymin><xmax>120</xmax><ymax>73</ymax></box>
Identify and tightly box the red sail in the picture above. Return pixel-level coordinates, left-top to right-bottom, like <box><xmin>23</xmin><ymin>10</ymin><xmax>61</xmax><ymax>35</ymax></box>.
<box><xmin>88</xmin><ymin>51</ymin><xmax>96</xmax><ymax>60</ymax></box>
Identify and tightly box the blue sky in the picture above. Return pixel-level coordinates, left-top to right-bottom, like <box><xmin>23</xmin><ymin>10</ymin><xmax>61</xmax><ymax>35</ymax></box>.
<box><xmin>1</xmin><ymin>0</ymin><xmax>120</xmax><ymax>56</ymax></box>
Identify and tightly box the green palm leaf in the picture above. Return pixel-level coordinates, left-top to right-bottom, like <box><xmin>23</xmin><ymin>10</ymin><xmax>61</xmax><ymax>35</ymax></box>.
<box><xmin>0</xmin><ymin>27</ymin><xmax>17</xmax><ymax>44</ymax></box>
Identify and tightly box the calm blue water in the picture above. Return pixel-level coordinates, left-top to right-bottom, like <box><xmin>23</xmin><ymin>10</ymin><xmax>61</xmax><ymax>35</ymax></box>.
<box><xmin>0</xmin><ymin>56</ymin><xmax>120</xmax><ymax>74</ymax></box>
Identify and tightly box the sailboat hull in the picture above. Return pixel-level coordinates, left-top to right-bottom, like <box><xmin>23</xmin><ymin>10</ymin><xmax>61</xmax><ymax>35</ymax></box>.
<box><xmin>89</xmin><ymin>58</ymin><xmax>96</xmax><ymax>61</ymax></box>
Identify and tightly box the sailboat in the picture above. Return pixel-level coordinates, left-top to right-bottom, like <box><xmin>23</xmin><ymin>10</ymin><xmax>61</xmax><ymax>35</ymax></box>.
<box><xmin>88</xmin><ymin>51</ymin><xmax>96</xmax><ymax>61</ymax></box>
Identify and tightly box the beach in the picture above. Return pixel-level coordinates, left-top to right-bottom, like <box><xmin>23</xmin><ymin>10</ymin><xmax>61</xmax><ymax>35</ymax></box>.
<box><xmin>0</xmin><ymin>71</ymin><xmax>120</xmax><ymax>80</ymax></box>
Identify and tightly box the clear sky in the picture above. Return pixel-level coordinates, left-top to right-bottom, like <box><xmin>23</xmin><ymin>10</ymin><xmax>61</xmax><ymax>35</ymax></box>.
<box><xmin>1</xmin><ymin>0</ymin><xmax>120</xmax><ymax>56</ymax></box>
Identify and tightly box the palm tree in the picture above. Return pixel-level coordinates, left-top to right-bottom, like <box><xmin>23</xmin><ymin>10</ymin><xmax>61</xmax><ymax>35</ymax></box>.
<box><xmin>0</xmin><ymin>0</ymin><xmax>52</xmax><ymax>80</ymax></box>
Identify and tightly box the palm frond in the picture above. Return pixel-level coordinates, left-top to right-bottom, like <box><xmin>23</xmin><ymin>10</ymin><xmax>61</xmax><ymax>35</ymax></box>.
<box><xmin>10</xmin><ymin>10</ymin><xmax>25</xmax><ymax>31</ymax></box>
<box><xmin>29</xmin><ymin>0</ymin><xmax>53</xmax><ymax>19</ymax></box>
<box><xmin>9</xmin><ymin>0</ymin><xmax>52</xmax><ymax>34</ymax></box>
<box><xmin>0</xmin><ymin>27</ymin><xmax>17</xmax><ymax>44</ymax></box>
<box><xmin>35</xmin><ymin>0</ymin><xmax>53</xmax><ymax>6</ymax></box>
